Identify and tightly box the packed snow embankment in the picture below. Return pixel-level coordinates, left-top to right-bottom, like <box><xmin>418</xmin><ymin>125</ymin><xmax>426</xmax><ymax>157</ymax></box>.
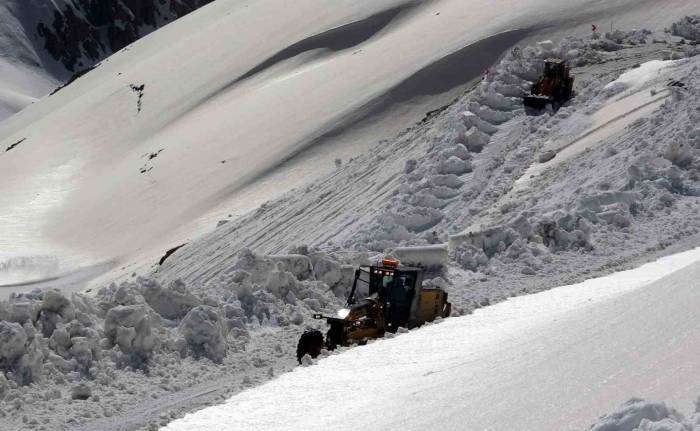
<box><xmin>162</xmin><ymin>248</ymin><xmax>700</xmax><ymax>431</ymax></box>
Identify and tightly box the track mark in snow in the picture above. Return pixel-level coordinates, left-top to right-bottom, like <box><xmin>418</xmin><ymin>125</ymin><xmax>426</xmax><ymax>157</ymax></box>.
<box><xmin>0</xmin><ymin>275</ymin><xmax>60</xmax><ymax>288</ymax></box>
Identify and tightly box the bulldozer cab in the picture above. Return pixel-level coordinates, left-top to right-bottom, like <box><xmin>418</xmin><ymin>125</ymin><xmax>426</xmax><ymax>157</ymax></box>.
<box><xmin>347</xmin><ymin>259</ymin><xmax>423</xmax><ymax>331</ymax></box>
<box><xmin>544</xmin><ymin>58</ymin><xmax>566</xmax><ymax>78</ymax></box>
<box><xmin>524</xmin><ymin>58</ymin><xmax>574</xmax><ymax>110</ymax></box>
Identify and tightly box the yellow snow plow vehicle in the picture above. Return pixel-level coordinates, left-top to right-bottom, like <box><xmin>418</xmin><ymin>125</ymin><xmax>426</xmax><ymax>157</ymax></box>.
<box><xmin>523</xmin><ymin>58</ymin><xmax>575</xmax><ymax>110</ymax></box>
<box><xmin>296</xmin><ymin>259</ymin><xmax>451</xmax><ymax>362</ymax></box>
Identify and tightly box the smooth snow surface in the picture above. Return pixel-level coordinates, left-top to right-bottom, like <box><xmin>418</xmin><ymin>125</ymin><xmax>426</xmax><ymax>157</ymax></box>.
<box><xmin>1</xmin><ymin>0</ymin><xmax>697</xmax><ymax>286</ymax></box>
<box><xmin>0</xmin><ymin>3</ymin><xmax>60</xmax><ymax>121</ymax></box>
<box><xmin>0</xmin><ymin>58</ymin><xmax>57</xmax><ymax>121</ymax></box>
<box><xmin>604</xmin><ymin>59</ymin><xmax>678</xmax><ymax>93</ymax></box>
<box><xmin>164</xmin><ymin>248</ymin><xmax>700</xmax><ymax>431</ymax></box>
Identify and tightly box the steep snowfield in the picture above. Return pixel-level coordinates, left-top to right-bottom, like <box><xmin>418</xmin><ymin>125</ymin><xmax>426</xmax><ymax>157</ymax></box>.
<box><xmin>0</xmin><ymin>3</ymin><xmax>58</xmax><ymax>120</ymax></box>
<box><xmin>155</xmin><ymin>35</ymin><xmax>700</xmax><ymax>313</ymax></box>
<box><xmin>1</xmin><ymin>0</ymin><xmax>697</xmax><ymax>287</ymax></box>
<box><xmin>163</xmin><ymin>248</ymin><xmax>700</xmax><ymax>431</ymax></box>
<box><xmin>0</xmin><ymin>0</ymin><xmax>216</xmax><ymax>121</ymax></box>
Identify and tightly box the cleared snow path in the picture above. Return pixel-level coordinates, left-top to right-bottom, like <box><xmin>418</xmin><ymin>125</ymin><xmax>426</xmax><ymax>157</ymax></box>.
<box><xmin>518</xmin><ymin>88</ymin><xmax>672</xmax><ymax>186</ymax></box>
<box><xmin>519</xmin><ymin>59</ymin><xmax>682</xmax><ymax>185</ymax></box>
<box><xmin>163</xmin><ymin>247</ymin><xmax>700</xmax><ymax>431</ymax></box>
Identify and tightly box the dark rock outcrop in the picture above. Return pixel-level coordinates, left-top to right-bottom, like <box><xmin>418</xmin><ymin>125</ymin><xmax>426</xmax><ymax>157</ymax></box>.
<box><xmin>35</xmin><ymin>0</ymin><xmax>214</xmax><ymax>71</ymax></box>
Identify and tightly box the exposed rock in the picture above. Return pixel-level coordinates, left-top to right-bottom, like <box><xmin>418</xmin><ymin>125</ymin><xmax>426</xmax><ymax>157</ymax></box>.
<box><xmin>35</xmin><ymin>0</ymin><xmax>215</xmax><ymax>72</ymax></box>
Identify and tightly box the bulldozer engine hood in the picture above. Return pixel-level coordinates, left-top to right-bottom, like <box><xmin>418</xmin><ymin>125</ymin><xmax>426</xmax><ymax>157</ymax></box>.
<box><xmin>347</xmin><ymin>301</ymin><xmax>377</xmax><ymax>321</ymax></box>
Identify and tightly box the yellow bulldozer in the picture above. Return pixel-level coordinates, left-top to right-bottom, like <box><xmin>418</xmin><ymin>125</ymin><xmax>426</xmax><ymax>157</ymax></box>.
<box><xmin>523</xmin><ymin>58</ymin><xmax>575</xmax><ymax>110</ymax></box>
<box><xmin>296</xmin><ymin>259</ymin><xmax>451</xmax><ymax>362</ymax></box>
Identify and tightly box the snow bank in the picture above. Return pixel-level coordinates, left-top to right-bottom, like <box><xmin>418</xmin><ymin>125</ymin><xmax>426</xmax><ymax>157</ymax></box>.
<box><xmin>350</xmin><ymin>35</ymin><xmax>629</xmax><ymax>256</ymax></box>
<box><xmin>604</xmin><ymin>60</ymin><xmax>678</xmax><ymax>95</ymax></box>
<box><xmin>143</xmin><ymin>279</ymin><xmax>201</xmax><ymax>320</ymax></box>
<box><xmin>589</xmin><ymin>398</ymin><xmax>700</xmax><ymax>431</ymax></box>
<box><xmin>671</xmin><ymin>16</ymin><xmax>700</xmax><ymax>42</ymax></box>
<box><xmin>179</xmin><ymin>306</ymin><xmax>227</xmax><ymax>363</ymax></box>
<box><xmin>104</xmin><ymin>304</ymin><xmax>157</xmax><ymax>367</ymax></box>
<box><xmin>0</xmin><ymin>246</ymin><xmax>356</xmax><ymax>430</ymax></box>
<box><xmin>0</xmin><ymin>248</ymin><xmax>348</xmax><ymax>385</ymax></box>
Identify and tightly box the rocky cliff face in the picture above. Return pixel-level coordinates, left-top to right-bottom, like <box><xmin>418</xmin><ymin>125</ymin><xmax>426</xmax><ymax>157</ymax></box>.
<box><xmin>35</xmin><ymin>0</ymin><xmax>214</xmax><ymax>72</ymax></box>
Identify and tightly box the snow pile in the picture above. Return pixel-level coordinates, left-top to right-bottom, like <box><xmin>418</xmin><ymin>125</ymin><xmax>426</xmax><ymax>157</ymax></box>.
<box><xmin>104</xmin><ymin>304</ymin><xmax>157</xmax><ymax>367</ymax></box>
<box><xmin>603</xmin><ymin>60</ymin><xmax>678</xmax><ymax>95</ymax></box>
<box><xmin>0</xmin><ymin>248</ymin><xmax>345</xmax><ymax>384</ymax></box>
<box><xmin>671</xmin><ymin>16</ymin><xmax>700</xmax><ymax>42</ymax></box>
<box><xmin>0</xmin><ymin>248</ymin><xmax>353</xmax><ymax>429</ymax></box>
<box><xmin>589</xmin><ymin>398</ymin><xmax>700</xmax><ymax>431</ymax></box>
<box><xmin>178</xmin><ymin>306</ymin><xmax>227</xmax><ymax>364</ymax></box>
<box><xmin>336</xmin><ymin>36</ymin><xmax>650</xmax><ymax>286</ymax></box>
<box><xmin>442</xmin><ymin>52</ymin><xmax>700</xmax><ymax>288</ymax></box>
<box><xmin>602</xmin><ymin>29</ymin><xmax>652</xmax><ymax>47</ymax></box>
<box><xmin>350</xmin><ymin>38</ymin><xmax>590</xmax><ymax>251</ymax></box>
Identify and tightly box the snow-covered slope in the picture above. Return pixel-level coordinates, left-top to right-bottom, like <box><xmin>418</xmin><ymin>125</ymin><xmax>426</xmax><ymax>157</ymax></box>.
<box><xmin>0</xmin><ymin>3</ymin><xmax>58</xmax><ymax>120</ymax></box>
<box><xmin>163</xmin><ymin>247</ymin><xmax>700</xmax><ymax>431</ymax></box>
<box><xmin>152</xmin><ymin>34</ymin><xmax>700</xmax><ymax>313</ymax></box>
<box><xmin>0</xmin><ymin>0</ymin><xmax>214</xmax><ymax>121</ymax></box>
<box><xmin>1</xmin><ymin>0</ymin><xmax>698</xmax><ymax>287</ymax></box>
<box><xmin>3</xmin><ymin>9</ymin><xmax>700</xmax><ymax>431</ymax></box>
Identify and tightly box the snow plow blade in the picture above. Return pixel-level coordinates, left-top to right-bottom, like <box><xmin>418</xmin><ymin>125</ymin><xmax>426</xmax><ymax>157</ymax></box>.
<box><xmin>523</xmin><ymin>95</ymin><xmax>552</xmax><ymax>110</ymax></box>
<box><xmin>391</xmin><ymin>244</ymin><xmax>448</xmax><ymax>270</ymax></box>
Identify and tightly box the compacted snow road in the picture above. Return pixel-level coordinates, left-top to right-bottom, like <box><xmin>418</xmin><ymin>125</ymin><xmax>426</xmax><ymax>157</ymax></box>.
<box><xmin>163</xmin><ymin>248</ymin><xmax>700</xmax><ymax>431</ymax></box>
